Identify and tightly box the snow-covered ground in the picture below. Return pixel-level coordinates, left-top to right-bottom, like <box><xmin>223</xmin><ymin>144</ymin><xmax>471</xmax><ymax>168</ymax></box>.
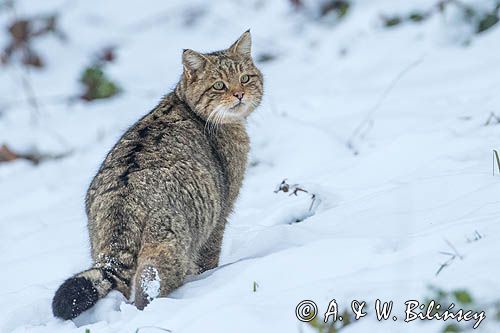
<box><xmin>1</xmin><ymin>0</ymin><xmax>499</xmax><ymax>332</ymax></box>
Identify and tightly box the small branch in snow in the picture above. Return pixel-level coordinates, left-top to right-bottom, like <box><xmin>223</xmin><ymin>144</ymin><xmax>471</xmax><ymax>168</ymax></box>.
<box><xmin>484</xmin><ymin>112</ymin><xmax>500</xmax><ymax>126</ymax></box>
<box><xmin>436</xmin><ymin>254</ymin><xmax>456</xmax><ymax>277</ymax></box>
<box><xmin>18</xmin><ymin>68</ymin><xmax>40</xmax><ymax>125</ymax></box>
<box><xmin>444</xmin><ymin>238</ymin><xmax>463</xmax><ymax>260</ymax></box>
<box><xmin>466</xmin><ymin>230</ymin><xmax>483</xmax><ymax>243</ymax></box>
<box><xmin>435</xmin><ymin>239</ymin><xmax>463</xmax><ymax>276</ymax></box>
<box><xmin>290</xmin><ymin>186</ymin><xmax>308</xmax><ymax>196</ymax></box>
<box><xmin>275</xmin><ymin>179</ymin><xmax>318</xmax><ymax>213</ymax></box>
<box><xmin>1</xmin><ymin>3</ymin><xmax>67</xmax><ymax>125</ymax></box>
<box><xmin>346</xmin><ymin>57</ymin><xmax>424</xmax><ymax>155</ymax></box>
<box><xmin>494</xmin><ymin>150</ymin><xmax>500</xmax><ymax>176</ymax></box>
<box><xmin>274</xmin><ymin>178</ymin><xmax>291</xmax><ymax>193</ymax></box>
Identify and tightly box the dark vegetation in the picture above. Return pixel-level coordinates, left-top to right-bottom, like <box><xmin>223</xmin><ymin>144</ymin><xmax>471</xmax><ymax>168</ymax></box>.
<box><xmin>0</xmin><ymin>0</ymin><xmax>498</xmax><ymax>167</ymax></box>
<box><xmin>0</xmin><ymin>13</ymin><xmax>65</xmax><ymax>68</ymax></box>
<box><xmin>381</xmin><ymin>0</ymin><xmax>500</xmax><ymax>34</ymax></box>
<box><xmin>80</xmin><ymin>47</ymin><xmax>121</xmax><ymax>101</ymax></box>
<box><xmin>422</xmin><ymin>286</ymin><xmax>500</xmax><ymax>332</ymax></box>
<box><xmin>306</xmin><ymin>308</ymin><xmax>356</xmax><ymax>333</ymax></box>
<box><xmin>0</xmin><ymin>143</ymin><xmax>68</xmax><ymax>164</ymax></box>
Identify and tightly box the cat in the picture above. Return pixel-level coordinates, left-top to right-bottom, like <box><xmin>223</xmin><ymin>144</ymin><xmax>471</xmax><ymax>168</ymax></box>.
<box><xmin>52</xmin><ymin>30</ymin><xmax>263</xmax><ymax>319</ymax></box>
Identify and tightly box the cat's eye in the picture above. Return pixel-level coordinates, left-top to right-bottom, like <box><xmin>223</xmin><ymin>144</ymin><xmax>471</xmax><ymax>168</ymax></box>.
<box><xmin>213</xmin><ymin>81</ymin><xmax>225</xmax><ymax>90</ymax></box>
<box><xmin>240</xmin><ymin>74</ymin><xmax>250</xmax><ymax>83</ymax></box>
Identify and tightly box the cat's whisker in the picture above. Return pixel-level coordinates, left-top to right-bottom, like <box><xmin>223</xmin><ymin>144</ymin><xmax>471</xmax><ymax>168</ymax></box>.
<box><xmin>204</xmin><ymin>108</ymin><xmax>219</xmax><ymax>135</ymax></box>
<box><xmin>205</xmin><ymin>114</ymin><xmax>215</xmax><ymax>136</ymax></box>
<box><xmin>217</xmin><ymin>109</ymin><xmax>228</xmax><ymax>135</ymax></box>
<box><xmin>215</xmin><ymin>111</ymin><xmax>222</xmax><ymax>135</ymax></box>
<box><xmin>207</xmin><ymin>106</ymin><xmax>224</xmax><ymax>137</ymax></box>
<box><xmin>209</xmin><ymin>110</ymin><xmax>219</xmax><ymax>137</ymax></box>
<box><xmin>214</xmin><ymin>110</ymin><xmax>221</xmax><ymax>134</ymax></box>
<box><xmin>213</xmin><ymin>110</ymin><xmax>223</xmax><ymax>136</ymax></box>
<box><xmin>208</xmin><ymin>109</ymin><xmax>217</xmax><ymax>136</ymax></box>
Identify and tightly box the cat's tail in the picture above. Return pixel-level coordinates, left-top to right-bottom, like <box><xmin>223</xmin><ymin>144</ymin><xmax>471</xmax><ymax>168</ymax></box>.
<box><xmin>52</xmin><ymin>267</ymin><xmax>124</xmax><ymax>320</ymax></box>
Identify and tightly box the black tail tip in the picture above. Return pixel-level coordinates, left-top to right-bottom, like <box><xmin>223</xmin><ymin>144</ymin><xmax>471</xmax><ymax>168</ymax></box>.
<box><xmin>52</xmin><ymin>276</ymin><xmax>99</xmax><ymax>320</ymax></box>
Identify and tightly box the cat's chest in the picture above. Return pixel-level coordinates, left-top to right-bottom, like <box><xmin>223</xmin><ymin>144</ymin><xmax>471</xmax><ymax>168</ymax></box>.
<box><xmin>215</xmin><ymin>124</ymin><xmax>249</xmax><ymax>165</ymax></box>
<box><xmin>212</xmin><ymin>124</ymin><xmax>249</xmax><ymax>199</ymax></box>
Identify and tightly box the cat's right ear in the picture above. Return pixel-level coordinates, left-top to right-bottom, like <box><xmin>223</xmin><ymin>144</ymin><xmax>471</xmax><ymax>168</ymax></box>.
<box><xmin>182</xmin><ymin>49</ymin><xmax>207</xmax><ymax>79</ymax></box>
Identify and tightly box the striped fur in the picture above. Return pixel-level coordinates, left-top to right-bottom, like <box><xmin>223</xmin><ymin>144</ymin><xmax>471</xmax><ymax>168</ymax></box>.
<box><xmin>52</xmin><ymin>31</ymin><xmax>263</xmax><ymax>319</ymax></box>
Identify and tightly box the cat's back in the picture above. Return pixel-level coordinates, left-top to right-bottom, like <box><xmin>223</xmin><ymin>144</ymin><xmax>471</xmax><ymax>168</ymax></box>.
<box><xmin>85</xmin><ymin>94</ymin><xmax>222</xmax><ymax>211</ymax></box>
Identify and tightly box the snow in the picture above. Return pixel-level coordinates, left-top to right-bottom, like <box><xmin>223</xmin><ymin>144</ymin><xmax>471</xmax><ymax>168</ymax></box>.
<box><xmin>0</xmin><ymin>0</ymin><xmax>499</xmax><ymax>332</ymax></box>
<box><xmin>140</xmin><ymin>266</ymin><xmax>161</xmax><ymax>303</ymax></box>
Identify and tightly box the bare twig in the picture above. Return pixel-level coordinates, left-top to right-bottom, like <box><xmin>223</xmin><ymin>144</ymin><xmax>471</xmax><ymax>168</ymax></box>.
<box><xmin>466</xmin><ymin>230</ymin><xmax>483</xmax><ymax>243</ymax></box>
<box><xmin>0</xmin><ymin>144</ymin><xmax>70</xmax><ymax>165</ymax></box>
<box><xmin>485</xmin><ymin>112</ymin><xmax>500</xmax><ymax>126</ymax></box>
<box><xmin>309</xmin><ymin>194</ymin><xmax>317</xmax><ymax>212</ymax></box>
<box><xmin>474</xmin><ymin>230</ymin><xmax>482</xmax><ymax>240</ymax></box>
<box><xmin>275</xmin><ymin>179</ymin><xmax>318</xmax><ymax>213</ymax></box>
<box><xmin>436</xmin><ymin>261</ymin><xmax>451</xmax><ymax>276</ymax></box>
<box><xmin>494</xmin><ymin>150</ymin><xmax>500</xmax><ymax>175</ymax></box>
<box><xmin>275</xmin><ymin>179</ymin><xmax>290</xmax><ymax>193</ymax></box>
<box><xmin>346</xmin><ymin>57</ymin><xmax>424</xmax><ymax>154</ymax></box>
<box><xmin>445</xmin><ymin>238</ymin><xmax>463</xmax><ymax>260</ymax></box>
<box><xmin>290</xmin><ymin>187</ymin><xmax>308</xmax><ymax>196</ymax></box>
<box><xmin>435</xmin><ymin>239</ymin><xmax>463</xmax><ymax>276</ymax></box>
<box><xmin>19</xmin><ymin>66</ymin><xmax>40</xmax><ymax>124</ymax></box>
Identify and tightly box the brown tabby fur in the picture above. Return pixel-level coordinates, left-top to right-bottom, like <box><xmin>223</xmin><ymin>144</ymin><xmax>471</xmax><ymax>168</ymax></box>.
<box><xmin>52</xmin><ymin>31</ymin><xmax>263</xmax><ymax>319</ymax></box>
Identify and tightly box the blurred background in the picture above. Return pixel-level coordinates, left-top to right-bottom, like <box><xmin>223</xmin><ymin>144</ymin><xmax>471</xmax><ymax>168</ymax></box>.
<box><xmin>1</xmin><ymin>1</ymin><xmax>499</xmax><ymax>333</ymax></box>
<box><xmin>0</xmin><ymin>0</ymin><xmax>498</xmax><ymax>156</ymax></box>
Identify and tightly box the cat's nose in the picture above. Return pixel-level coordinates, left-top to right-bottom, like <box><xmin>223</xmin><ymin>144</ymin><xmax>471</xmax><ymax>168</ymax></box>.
<box><xmin>233</xmin><ymin>91</ymin><xmax>244</xmax><ymax>100</ymax></box>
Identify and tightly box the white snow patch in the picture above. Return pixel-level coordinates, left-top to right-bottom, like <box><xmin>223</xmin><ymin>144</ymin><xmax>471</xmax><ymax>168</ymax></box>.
<box><xmin>141</xmin><ymin>266</ymin><xmax>161</xmax><ymax>302</ymax></box>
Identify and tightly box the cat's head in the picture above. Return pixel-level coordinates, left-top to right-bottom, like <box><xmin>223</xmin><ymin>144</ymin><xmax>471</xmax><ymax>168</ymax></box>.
<box><xmin>178</xmin><ymin>31</ymin><xmax>263</xmax><ymax>124</ymax></box>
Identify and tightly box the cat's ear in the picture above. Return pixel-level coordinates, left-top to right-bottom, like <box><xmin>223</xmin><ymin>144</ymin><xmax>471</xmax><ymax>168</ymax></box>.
<box><xmin>228</xmin><ymin>30</ymin><xmax>252</xmax><ymax>57</ymax></box>
<box><xmin>182</xmin><ymin>49</ymin><xmax>207</xmax><ymax>73</ymax></box>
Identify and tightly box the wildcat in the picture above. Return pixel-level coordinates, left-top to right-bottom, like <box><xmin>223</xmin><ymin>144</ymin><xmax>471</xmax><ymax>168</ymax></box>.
<box><xmin>52</xmin><ymin>31</ymin><xmax>263</xmax><ymax>319</ymax></box>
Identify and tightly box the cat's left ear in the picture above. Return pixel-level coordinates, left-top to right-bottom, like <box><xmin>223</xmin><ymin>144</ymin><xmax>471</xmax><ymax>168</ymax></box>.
<box><xmin>229</xmin><ymin>30</ymin><xmax>252</xmax><ymax>57</ymax></box>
